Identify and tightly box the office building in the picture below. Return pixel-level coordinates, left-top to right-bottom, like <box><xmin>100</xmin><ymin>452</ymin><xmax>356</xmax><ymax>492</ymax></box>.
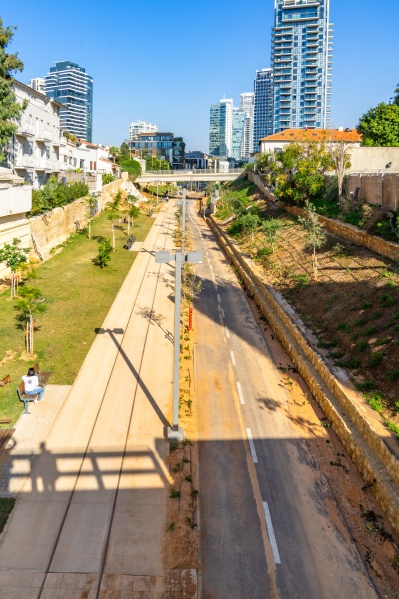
<box><xmin>44</xmin><ymin>61</ymin><xmax>94</xmax><ymax>142</ymax></box>
<box><xmin>271</xmin><ymin>0</ymin><xmax>333</xmax><ymax>132</ymax></box>
<box><xmin>209</xmin><ymin>99</ymin><xmax>233</xmax><ymax>157</ymax></box>
<box><xmin>128</xmin><ymin>132</ymin><xmax>185</xmax><ymax>169</ymax></box>
<box><xmin>231</xmin><ymin>109</ymin><xmax>246</xmax><ymax>161</ymax></box>
<box><xmin>253</xmin><ymin>69</ymin><xmax>274</xmax><ymax>151</ymax></box>
<box><xmin>129</xmin><ymin>120</ymin><xmax>158</xmax><ymax>140</ymax></box>
<box><xmin>240</xmin><ymin>92</ymin><xmax>255</xmax><ymax>157</ymax></box>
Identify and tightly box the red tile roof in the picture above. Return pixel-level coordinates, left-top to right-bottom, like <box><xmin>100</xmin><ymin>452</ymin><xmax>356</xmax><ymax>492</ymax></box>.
<box><xmin>260</xmin><ymin>128</ymin><xmax>362</xmax><ymax>143</ymax></box>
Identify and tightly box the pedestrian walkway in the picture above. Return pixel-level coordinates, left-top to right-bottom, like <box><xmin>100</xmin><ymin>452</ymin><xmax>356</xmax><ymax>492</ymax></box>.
<box><xmin>0</xmin><ymin>205</ymin><xmax>177</xmax><ymax>599</ymax></box>
<box><xmin>0</xmin><ymin>385</ymin><xmax>71</xmax><ymax>496</ymax></box>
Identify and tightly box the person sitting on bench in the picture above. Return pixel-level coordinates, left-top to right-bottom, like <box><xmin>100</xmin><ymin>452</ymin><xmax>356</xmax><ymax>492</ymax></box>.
<box><xmin>22</xmin><ymin>367</ymin><xmax>45</xmax><ymax>405</ymax></box>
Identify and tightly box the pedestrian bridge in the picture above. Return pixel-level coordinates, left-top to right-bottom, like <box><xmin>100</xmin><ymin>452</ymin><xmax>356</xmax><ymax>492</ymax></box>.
<box><xmin>136</xmin><ymin>168</ymin><xmax>244</xmax><ymax>184</ymax></box>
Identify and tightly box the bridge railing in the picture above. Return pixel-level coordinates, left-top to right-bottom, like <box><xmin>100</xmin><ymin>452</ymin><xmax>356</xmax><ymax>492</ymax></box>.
<box><xmin>141</xmin><ymin>168</ymin><xmax>244</xmax><ymax>176</ymax></box>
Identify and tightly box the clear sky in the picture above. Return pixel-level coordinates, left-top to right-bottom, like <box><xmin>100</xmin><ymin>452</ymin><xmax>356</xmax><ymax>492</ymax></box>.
<box><xmin>2</xmin><ymin>1</ymin><xmax>399</xmax><ymax>152</ymax></box>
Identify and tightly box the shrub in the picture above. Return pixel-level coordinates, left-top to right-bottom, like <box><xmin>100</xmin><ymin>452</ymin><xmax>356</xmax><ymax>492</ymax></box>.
<box><xmin>354</xmin><ymin>318</ymin><xmax>367</xmax><ymax>326</ymax></box>
<box><xmin>337</xmin><ymin>357</ymin><xmax>361</xmax><ymax>369</ymax></box>
<box><xmin>30</xmin><ymin>176</ymin><xmax>89</xmax><ymax>216</ymax></box>
<box><xmin>355</xmin><ymin>381</ymin><xmax>375</xmax><ymax>391</ymax></box>
<box><xmin>102</xmin><ymin>173</ymin><xmax>115</xmax><ymax>185</ymax></box>
<box><xmin>337</xmin><ymin>323</ymin><xmax>352</xmax><ymax>333</ymax></box>
<box><xmin>95</xmin><ymin>238</ymin><xmax>113</xmax><ymax>269</ymax></box>
<box><xmin>366</xmin><ymin>351</ymin><xmax>384</xmax><ymax>368</ymax></box>
<box><xmin>356</xmin><ymin>341</ymin><xmax>368</xmax><ymax>351</ymax></box>
<box><xmin>380</xmin><ymin>293</ymin><xmax>396</xmax><ymax>307</ymax></box>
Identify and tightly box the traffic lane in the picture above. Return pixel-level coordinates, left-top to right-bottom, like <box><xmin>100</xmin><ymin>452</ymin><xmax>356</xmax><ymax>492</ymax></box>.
<box><xmin>191</xmin><ymin>210</ymin><xmax>376</xmax><ymax>598</ymax></box>
<box><xmin>195</xmin><ymin>273</ymin><xmax>271</xmax><ymax>599</ymax></box>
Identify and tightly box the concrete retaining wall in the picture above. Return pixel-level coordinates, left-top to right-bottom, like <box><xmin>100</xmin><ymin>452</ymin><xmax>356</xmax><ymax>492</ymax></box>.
<box><xmin>346</xmin><ymin>173</ymin><xmax>399</xmax><ymax>211</ymax></box>
<box><xmin>208</xmin><ymin>216</ymin><xmax>399</xmax><ymax>533</ymax></box>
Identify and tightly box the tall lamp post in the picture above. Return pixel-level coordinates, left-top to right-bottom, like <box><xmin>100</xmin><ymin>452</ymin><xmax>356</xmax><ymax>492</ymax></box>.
<box><xmin>155</xmin><ymin>248</ymin><xmax>202</xmax><ymax>441</ymax></box>
<box><xmin>155</xmin><ymin>192</ymin><xmax>202</xmax><ymax>441</ymax></box>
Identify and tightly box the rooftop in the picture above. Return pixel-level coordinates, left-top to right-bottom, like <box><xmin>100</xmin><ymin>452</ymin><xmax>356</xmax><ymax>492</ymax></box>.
<box><xmin>260</xmin><ymin>128</ymin><xmax>362</xmax><ymax>144</ymax></box>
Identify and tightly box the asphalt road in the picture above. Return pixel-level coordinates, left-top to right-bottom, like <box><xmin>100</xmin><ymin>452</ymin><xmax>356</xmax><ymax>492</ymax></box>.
<box><xmin>189</xmin><ymin>205</ymin><xmax>377</xmax><ymax>599</ymax></box>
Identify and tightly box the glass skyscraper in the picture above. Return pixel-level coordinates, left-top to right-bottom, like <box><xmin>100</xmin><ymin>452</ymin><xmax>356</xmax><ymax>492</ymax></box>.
<box><xmin>271</xmin><ymin>0</ymin><xmax>333</xmax><ymax>133</ymax></box>
<box><xmin>253</xmin><ymin>69</ymin><xmax>274</xmax><ymax>152</ymax></box>
<box><xmin>209</xmin><ymin>99</ymin><xmax>233</xmax><ymax>157</ymax></box>
<box><xmin>44</xmin><ymin>61</ymin><xmax>94</xmax><ymax>142</ymax></box>
<box><xmin>231</xmin><ymin>109</ymin><xmax>246</xmax><ymax>160</ymax></box>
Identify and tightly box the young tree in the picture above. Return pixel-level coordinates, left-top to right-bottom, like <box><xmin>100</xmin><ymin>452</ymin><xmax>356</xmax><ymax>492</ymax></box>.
<box><xmin>0</xmin><ymin>238</ymin><xmax>30</xmax><ymax>297</ymax></box>
<box><xmin>262</xmin><ymin>218</ymin><xmax>283</xmax><ymax>253</ymax></box>
<box><xmin>357</xmin><ymin>102</ymin><xmax>399</xmax><ymax>146</ymax></box>
<box><xmin>298</xmin><ymin>200</ymin><xmax>326</xmax><ymax>280</ymax></box>
<box><xmin>393</xmin><ymin>83</ymin><xmax>399</xmax><ymax>107</ymax></box>
<box><xmin>329</xmin><ymin>142</ymin><xmax>352</xmax><ymax>209</ymax></box>
<box><xmin>240</xmin><ymin>213</ymin><xmax>261</xmax><ymax>244</ymax></box>
<box><xmin>0</xmin><ymin>18</ymin><xmax>26</xmax><ymax>162</ymax></box>
<box><xmin>15</xmin><ymin>286</ymin><xmax>46</xmax><ymax>355</ymax></box>
<box><xmin>96</xmin><ymin>239</ymin><xmax>113</xmax><ymax>269</ymax></box>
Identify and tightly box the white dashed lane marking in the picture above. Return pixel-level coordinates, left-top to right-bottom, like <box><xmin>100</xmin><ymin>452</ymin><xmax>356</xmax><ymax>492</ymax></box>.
<box><xmin>230</xmin><ymin>351</ymin><xmax>236</xmax><ymax>366</ymax></box>
<box><xmin>217</xmin><ymin>294</ymin><xmax>221</xmax><ymax>303</ymax></box>
<box><xmin>246</xmin><ymin>428</ymin><xmax>258</xmax><ymax>463</ymax></box>
<box><xmin>221</xmin><ymin>308</ymin><xmax>225</xmax><ymax>318</ymax></box>
<box><xmin>225</xmin><ymin>327</ymin><xmax>230</xmax><ymax>339</ymax></box>
<box><xmin>263</xmin><ymin>502</ymin><xmax>281</xmax><ymax>565</ymax></box>
<box><xmin>236</xmin><ymin>382</ymin><xmax>245</xmax><ymax>405</ymax></box>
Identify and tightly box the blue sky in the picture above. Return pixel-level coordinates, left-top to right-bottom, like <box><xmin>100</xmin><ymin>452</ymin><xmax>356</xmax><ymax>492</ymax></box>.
<box><xmin>2</xmin><ymin>1</ymin><xmax>399</xmax><ymax>152</ymax></box>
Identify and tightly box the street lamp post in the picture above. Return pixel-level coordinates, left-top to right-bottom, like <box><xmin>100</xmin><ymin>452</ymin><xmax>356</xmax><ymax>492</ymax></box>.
<box><xmin>155</xmin><ymin>248</ymin><xmax>202</xmax><ymax>441</ymax></box>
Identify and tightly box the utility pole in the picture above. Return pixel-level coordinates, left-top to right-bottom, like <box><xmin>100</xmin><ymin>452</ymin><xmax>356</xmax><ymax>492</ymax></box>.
<box><xmin>155</xmin><ymin>197</ymin><xmax>202</xmax><ymax>441</ymax></box>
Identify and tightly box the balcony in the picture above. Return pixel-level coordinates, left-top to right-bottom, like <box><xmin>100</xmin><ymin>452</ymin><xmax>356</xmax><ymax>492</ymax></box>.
<box><xmin>35</xmin><ymin>129</ymin><xmax>52</xmax><ymax>143</ymax></box>
<box><xmin>16</xmin><ymin>122</ymin><xmax>35</xmax><ymax>137</ymax></box>
<box><xmin>52</xmin><ymin>135</ymin><xmax>66</xmax><ymax>147</ymax></box>
<box><xmin>14</xmin><ymin>155</ymin><xmax>34</xmax><ymax>169</ymax></box>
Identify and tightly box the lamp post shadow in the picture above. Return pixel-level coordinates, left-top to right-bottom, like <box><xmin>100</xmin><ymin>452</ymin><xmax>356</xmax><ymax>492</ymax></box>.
<box><xmin>95</xmin><ymin>327</ymin><xmax>171</xmax><ymax>435</ymax></box>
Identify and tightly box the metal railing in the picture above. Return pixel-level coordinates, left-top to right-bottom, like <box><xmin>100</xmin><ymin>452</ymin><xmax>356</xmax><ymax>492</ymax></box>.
<box><xmin>142</xmin><ymin>168</ymin><xmax>244</xmax><ymax>176</ymax></box>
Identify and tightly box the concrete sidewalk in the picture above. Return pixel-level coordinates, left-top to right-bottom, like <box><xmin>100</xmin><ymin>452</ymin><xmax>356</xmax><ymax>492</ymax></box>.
<box><xmin>0</xmin><ymin>205</ymin><xmax>176</xmax><ymax>598</ymax></box>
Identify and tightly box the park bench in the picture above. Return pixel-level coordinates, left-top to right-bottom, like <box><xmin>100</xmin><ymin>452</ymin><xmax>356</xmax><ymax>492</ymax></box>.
<box><xmin>0</xmin><ymin>427</ymin><xmax>15</xmax><ymax>451</ymax></box>
<box><xmin>124</xmin><ymin>236</ymin><xmax>136</xmax><ymax>250</ymax></box>
<box><xmin>33</xmin><ymin>362</ymin><xmax>52</xmax><ymax>386</ymax></box>
<box><xmin>17</xmin><ymin>381</ymin><xmax>38</xmax><ymax>414</ymax></box>
<box><xmin>0</xmin><ymin>374</ymin><xmax>11</xmax><ymax>387</ymax></box>
<box><xmin>17</xmin><ymin>363</ymin><xmax>52</xmax><ymax>414</ymax></box>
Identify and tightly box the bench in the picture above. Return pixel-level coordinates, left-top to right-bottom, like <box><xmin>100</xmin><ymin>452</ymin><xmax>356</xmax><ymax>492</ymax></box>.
<box><xmin>33</xmin><ymin>362</ymin><xmax>52</xmax><ymax>386</ymax></box>
<box><xmin>0</xmin><ymin>428</ymin><xmax>15</xmax><ymax>451</ymax></box>
<box><xmin>124</xmin><ymin>236</ymin><xmax>136</xmax><ymax>250</ymax></box>
<box><xmin>0</xmin><ymin>374</ymin><xmax>11</xmax><ymax>387</ymax></box>
<box><xmin>17</xmin><ymin>381</ymin><xmax>39</xmax><ymax>414</ymax></box>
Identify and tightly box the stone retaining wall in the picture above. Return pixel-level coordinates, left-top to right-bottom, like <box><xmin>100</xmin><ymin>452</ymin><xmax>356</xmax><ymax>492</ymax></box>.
<box><xmin>284</xmin><ymin>205</ymin><xmax>399</xmax><ymax>263</ymax></box>
<box><xmin>208</xmin><ymin>216</ymin><xmax>399</xmax><ymax>533</ymax></box>
<box><xmin>30</xmin><ymin>179</ymin><xmax>123</xmax><ymax>262</ymax></box>
<box><xmin>247</xmin><ymin>172</ymin><xmax>399</xmax><ymax>263</ymax></box>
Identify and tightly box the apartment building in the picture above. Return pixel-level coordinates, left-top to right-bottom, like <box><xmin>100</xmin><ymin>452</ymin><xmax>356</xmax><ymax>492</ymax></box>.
<box><xmin>44</xmin><ymin>61</ymin><xmax>94</xmax><ymax>143</ymax></box>
<box><xmin>253</xmin><ymin>68</ymin><xmax>274</xmax><ymax>151</ymax></box>
<box><xmin>271</xmin><ymin>0</ymin><xmax>333</xmax><ymax>132</ymax></box>
<box><xmin>209</xmin><ymin>99</ymin><xmax>234</xmax><ymax>157</ymax></box>
<box><xmin>129</xmin><ymin>121</ymin><xmax>158</xmax><ymax>140</ymax></box>
<box><xmin>240</xmin><ymin>92</ymin><xmax>255</xmax><ymax>157</ymax></box>
<box><xmin>7</xmin><ymin>80</ymin><xmax>65</xmax><ymax>189</ymax></box>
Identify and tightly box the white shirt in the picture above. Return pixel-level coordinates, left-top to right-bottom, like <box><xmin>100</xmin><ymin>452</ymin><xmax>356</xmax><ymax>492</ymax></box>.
<box><xmin>22</xmin><ymin>375</ymin><xmax>39</xmax><ymax>392</ymax></box>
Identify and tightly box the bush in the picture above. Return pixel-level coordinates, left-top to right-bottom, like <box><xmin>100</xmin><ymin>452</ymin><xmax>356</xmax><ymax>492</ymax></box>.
<box><xmin>30</xmin><ymin>176</ymin><xmax>89</xmax><ymax>216</ymax></box>
<box><xmin>102</xmin><ymin>173</ymin><xmax>115</xmax><ymax>185</ymax></box>
<box><xmin>95</xmin><ymin>238</ymin><xmax>113</xmax><ymax>269</ymax></box>
<box><xmin>120</xmin><ymin>159</ymin><xmax>142</xmax><ymax>182</ymax></box>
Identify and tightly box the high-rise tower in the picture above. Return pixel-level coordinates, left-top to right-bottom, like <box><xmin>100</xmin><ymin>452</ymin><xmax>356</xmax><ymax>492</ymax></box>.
<box><xmin>240</xmin><ymin>92</ymin><xmax>255</xmax><ymax>157</ymax></box>
<box><xmin>44</xmin><ymin>61</ymin><xmax>94</xmax><ymax>142</ymax></box>
<box><xmin>209</xmin><ymin>99</ymin><xmax>233</xmax><ymax>157</ymax></box>
<box><xmin>253</xmin><ymin>68</ymin><xmax>274</xmax><ymax>151</ymax></box>
<box><xmin>271</xmin><ymin>0</ymin><xmax>333</xmax><ymax>133</ymax></box>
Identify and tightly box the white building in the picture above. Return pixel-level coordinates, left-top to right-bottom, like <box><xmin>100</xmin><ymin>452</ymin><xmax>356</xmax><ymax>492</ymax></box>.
<box><xmin>240</xmin><ymin>92</ymin><xmax>255</xmax><ymax>157</ymax></box>
<box><xmin>129</xmin><ymin>120</ymin><xmax>158</xmax><ymax>141</ymax></box>
<box><xmin>7</xmin><ymin>80</ymin><xmax>65</xmax><ymax>189</ymax></box>
<box><xmin>29</xmin><ymin>78</ymin><xmax>45</xmax><ymax>93</ymax></box>
<box><xmin>0</xmin><ymin>168</ymin><xmax>32</xmax><ymax>279</ymax></box>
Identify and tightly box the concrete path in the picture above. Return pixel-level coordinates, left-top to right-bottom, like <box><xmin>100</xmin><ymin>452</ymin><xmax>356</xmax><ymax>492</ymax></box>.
<box><xmin>0</xmin><ymin>205</ymin><xmax>177</xmax><ymax>598</ymax></box>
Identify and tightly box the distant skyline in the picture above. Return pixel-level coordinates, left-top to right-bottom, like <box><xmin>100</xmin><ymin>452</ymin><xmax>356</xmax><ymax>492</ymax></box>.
<box><xmin>2</xmin><ymin>1</ymin><xmax>399</xmax><ymax>152</ymax></box>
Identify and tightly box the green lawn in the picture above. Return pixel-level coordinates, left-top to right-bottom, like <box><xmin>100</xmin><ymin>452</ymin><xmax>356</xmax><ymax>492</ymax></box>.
<box><xmin>0</xmin><ymin>210</ymin><xmax>154</xmax><ymax>424</ymax></box>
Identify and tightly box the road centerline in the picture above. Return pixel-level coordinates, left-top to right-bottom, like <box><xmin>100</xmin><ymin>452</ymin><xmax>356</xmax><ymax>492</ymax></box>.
<box><xmin>246</xmin><ymin>428</ymin><xmax>258</xmax><ymax>464</ymax></box>
<box><xmin>263</xmin><ymin>502</ymin><xmax>281</xmax><ymax>565</ymax></box>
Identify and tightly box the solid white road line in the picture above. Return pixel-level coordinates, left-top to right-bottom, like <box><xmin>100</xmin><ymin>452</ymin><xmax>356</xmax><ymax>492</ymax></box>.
<box><xmin>230</xmin><ymin>350</ymin><xmax>236</xmax><ymax>366</ymax></box>
<box><xmin>246</xmin><ymin>428</ymin><xmax>258</xmax><ymax>464</ymax></box>
<box><xmin>221</xmin><ymin>308</ymin><xmax>225</xmax><ymax>318</ymax></box>
<box><xmin>217</xmin><ymin>294</ymin><xmax>221</xmax><ymax>303</ymax></box>
<box><xmin>225</xmin><ymin>327</ymin><xmax>230</xmax><ymax>338</ymax></box>
<box><xmin>236</xmin><ymin>382</ymin><xmax>245</xmax><ymax>405</ymax></box>
<box><xmin>263</xmin><ymin>501</ymin><xmax>281</xmax><ymax>565</ymax></box>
